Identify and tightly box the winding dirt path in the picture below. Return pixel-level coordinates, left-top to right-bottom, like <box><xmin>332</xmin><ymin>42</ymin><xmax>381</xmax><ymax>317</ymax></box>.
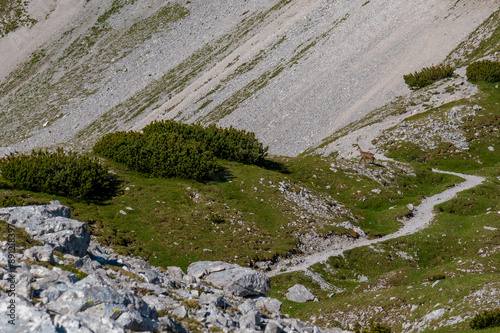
<box><xmin>267</xmin><ymin>169</ymin><xmax>484</xmax><ymax>277</ymax></box>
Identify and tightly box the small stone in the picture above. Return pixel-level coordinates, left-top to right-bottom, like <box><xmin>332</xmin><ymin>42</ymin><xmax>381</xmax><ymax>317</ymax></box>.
<box><xmin>171</xmin><ymin>305</ymin><xmax>188</xmax><ymax>319</ymax></box>
<box><xmin>449</xmin><ymin>106</ymin><xmax>459</xmax><ymax>118</ymax></box>
<box><xmin>23</xmin><ymin>245</ymin><xmax>55</xmax><ymax>264</ymax></box>
<box><xmin>167</xmin><ymin>266</ymin><xmax>185</xmax><ymax>282</ymax></box>
<box><xmin>239</xmin><ymin>310</ymin><xmax>261</xmax><ymax>330</ymax></box>
<box><xmin>238</xmin><ymin>300</ymin><xmax>258</xmax><ymax>314</ymax></box>
<box><xmin>371</xmin><ymin>188</ymin><xmax>381</xmax><ymax>194</ymax></box>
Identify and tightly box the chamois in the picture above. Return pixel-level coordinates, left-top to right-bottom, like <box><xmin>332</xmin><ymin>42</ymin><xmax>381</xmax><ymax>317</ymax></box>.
<box><xmin>356</xmin><ymin>146</ymin><xmax>375</xmax><ymax>164</ymax></box>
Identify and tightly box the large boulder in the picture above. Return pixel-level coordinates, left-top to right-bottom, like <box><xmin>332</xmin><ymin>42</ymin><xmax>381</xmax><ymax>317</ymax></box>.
<box><xmin>0</xmin><ymin>201</ymin><xmax>90</xmax><ymax>256</ymax></box>
<box><xmin>285</xmin><ymin>284</ymin><xmax>315</xmax><ymax>303</ymax></box>
<box><xmin>187</xmin><ymin>261</ymin><xmax>270</xmax><ymax>297</ymax></box>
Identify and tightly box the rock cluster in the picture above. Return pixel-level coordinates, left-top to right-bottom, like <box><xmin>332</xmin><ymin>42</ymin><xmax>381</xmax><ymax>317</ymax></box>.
<box><xmin>0</xmin><ymin>202</ymin><xmax>351</xmax><ymax>333</ymax></box>
<box><xmin>380</xmin><ymin>104</ymin><xmax>478</xmax><ymax>151</ymax></box>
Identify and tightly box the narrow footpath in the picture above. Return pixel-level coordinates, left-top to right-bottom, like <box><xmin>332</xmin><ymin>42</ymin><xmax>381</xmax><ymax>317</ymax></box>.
<box><xmin>267</xmin><ymin>169</ymin><xmax>484</xmax><ymax>277</ymax></box>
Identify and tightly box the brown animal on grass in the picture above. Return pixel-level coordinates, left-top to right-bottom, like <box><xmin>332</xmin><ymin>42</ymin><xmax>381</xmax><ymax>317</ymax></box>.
<box><xmin>356</xmin><ymin>146</ymin><xmax>375</xmax><ymax>164</ymax></box>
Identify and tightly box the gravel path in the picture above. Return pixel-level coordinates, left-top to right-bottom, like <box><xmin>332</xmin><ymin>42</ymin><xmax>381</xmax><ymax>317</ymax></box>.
<box><xmin>267</xmin><ymin>169</ymin><xmax>484</xmax><ymax>277</ymax></box>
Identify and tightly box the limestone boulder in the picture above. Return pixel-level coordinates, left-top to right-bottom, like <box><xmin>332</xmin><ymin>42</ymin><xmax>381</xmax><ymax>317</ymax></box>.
<box><xmin>285</xmin><ymin>284</ymin><xmax>315</xmax><ymax>303</ymax></box>
<box><xmin>188</xmin><ymin>261</ymin><xmax>270</xmax><ymax>297</ymax></box>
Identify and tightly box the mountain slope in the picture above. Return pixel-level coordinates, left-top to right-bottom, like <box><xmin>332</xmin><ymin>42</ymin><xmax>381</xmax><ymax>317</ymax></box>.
<box><xmin>0</xmin><ymin>0</ymin><xmax>498</xmax><ymax>155</ymax></box>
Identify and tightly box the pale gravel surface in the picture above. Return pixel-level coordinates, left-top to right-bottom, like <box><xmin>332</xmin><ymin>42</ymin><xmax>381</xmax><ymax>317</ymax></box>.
<box><xmin>0</xmin><ymin>0</ymin><xmax>86</xmax><ymax>82</ymax></box>
<box><xmin>316</xmin><ymin>66</ymin><xmax>481</xmax><ymax>160</ymax></box>
<box><xmin>0</xmin><ymin>0</ymin><xmax>498</xmax><ymax>156</ymax></box>
<box><xmin>267</xmin><ymin>169</ymin><xmax>485</xmax><ymax>277</ymax></box>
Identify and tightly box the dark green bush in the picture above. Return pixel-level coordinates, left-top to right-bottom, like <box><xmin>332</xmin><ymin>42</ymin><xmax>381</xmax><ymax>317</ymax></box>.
<box><xmin>470</xmin><ymin>308</ymin><xmax>500</xmax><ymax>329</ymax></box>
<box><xmin>0</xmin><ymin>149</ymin><xmax>119</xmax><ymax>201</ymax></box>
<box><xmin>93</xmin><ymin>131</ymin><xmax>222</xmax><ymax>180</ymax></box>
<box><xmin>466</xmin><ymin>60</ymin><xmax>500</xmax><ymax>82</ymax></box>
<box><xmin>92</xmin><ymin>131</ymin><xmax>146</xmax><ymax>170</ymax></box>
<box><xmin>143</xmin><ymin>120</ymin><xmax>268</xmax><ymax>164</ymax></box>
<box><xmin>94</xmin><ymin>120</ymin><xmax>269</xmax><ymax>179</ymax></box>
<box><xmin>141</xmin><ymin>133</ymin><xmax>221</xmax><ymax>179</ymax></box>
<box><xmin>403</xmin><ymin>64</ymin><xmax>455</xmax><ymax>90</ymax></box>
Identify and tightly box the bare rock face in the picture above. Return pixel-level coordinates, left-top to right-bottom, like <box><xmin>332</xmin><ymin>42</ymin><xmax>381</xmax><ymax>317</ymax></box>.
<box><xmin>0</xmin><ymin>200</ymin><xmax>90</xmax><ymax>256</ymax></box>
<box><xmin>187</xmin><ymin>261</ymin><xmax>271</xmax><ymax>297</ymax></box>
<box><xmin>285</xmin><ymin>284</ymin><xmax>315</xmax><ymax>303</ymax></box>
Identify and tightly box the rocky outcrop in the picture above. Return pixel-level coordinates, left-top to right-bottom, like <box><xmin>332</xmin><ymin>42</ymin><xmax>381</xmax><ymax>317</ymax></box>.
<box><xmin>0</xmin><ymin>200</ymin><xmax>90</xmax><ymax>256</ymax></box>
<box><xmin>188</xmin><ymin>261</ymin><xmax>271</xmax><ymax>297</ymax></box>
<box><xmin>0</xmin><ymin>202</ymin><xmax>351</xmax><ymax>333</ymax></box>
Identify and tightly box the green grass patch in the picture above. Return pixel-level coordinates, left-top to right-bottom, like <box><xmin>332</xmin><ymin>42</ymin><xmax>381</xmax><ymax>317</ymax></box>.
<box><xmin>0</xmin><ymin>152</ymin><xmax>456</xmax><ymax>272</ymax></box>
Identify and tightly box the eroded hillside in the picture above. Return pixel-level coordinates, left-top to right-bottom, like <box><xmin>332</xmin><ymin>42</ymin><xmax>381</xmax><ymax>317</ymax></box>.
<box><xmin>0</xmin><ymin>0</ymin><xmax>498</xmax><ymax>155</ymax></box>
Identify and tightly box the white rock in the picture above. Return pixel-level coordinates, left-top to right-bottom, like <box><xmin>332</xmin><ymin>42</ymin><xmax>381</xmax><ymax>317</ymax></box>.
<box><xmin>484</xmin><ymin>226</ymin><xmax>498</xmax><ymax>231</ymax></box>
<box><xmin>285</xmin><ymin>284</ymin><xmax>315</xmax><ymax>303</ymax></box>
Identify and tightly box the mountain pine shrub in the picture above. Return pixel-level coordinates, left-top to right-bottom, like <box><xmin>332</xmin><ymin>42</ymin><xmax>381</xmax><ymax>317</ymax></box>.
<box><xmin>92</xmin><ymin>131</ymin><xmax>146</xmax><ymax>171</ymax></box>
<box><xmin>403</xmin><ymin>64</ymin><xmax>455</xmax><ymax>90</ymax></box>
<box><xmin>143</xmin><ymin>120</ymin><xmax>268</xmax><ymax>164</ymax></box>
<box><xmin>466</xmin><ymin>60</ymin><xmax>500</xmax><ymax>82</ymax></box>
<box><xmin>93</xmin><ymin>131</ymin><xmax>221</xmax><ymax>180</ymax></box>
<box><xmin>0</xmin><ymin>149</ymin><xmax>119</xmax><ymax>201</ymax></box>
<box><xmin>470</xmin><ymin>309</ymin><xmax>500</xmax><ymax>329</ymax></box>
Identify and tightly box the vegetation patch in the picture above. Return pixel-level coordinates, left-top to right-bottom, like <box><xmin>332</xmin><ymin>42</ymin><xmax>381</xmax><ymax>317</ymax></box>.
<box><xmin>0</xmin><ymin>149</ymin><xmax>120</xmax><ymax>202</ymax></box>
<box><xmin>470</xmin><ymin>309</ymin><xmax>500</xmax><ymax>330</ymax></box>
<box><xmin>93</xmin><ymin>131</ymin><xmax>222</xmax><ymax>180</ymax></box>
<box><xmin>142</xmin><ymin>120</ymin><xmax>268</xmax><ymax>164</ymax></box>
<box><xmin>466</xmin><ymin>60</ymin><xmax>500</xmax><ymax>83</ymax></box>
<box><xmin>93</xmin><ymin>120</ymin><xmax>268</xmax><ymax>180</ymax></box>
<box><xmin>403</xmin><ymin>64</ymin><xmax>455</xmax><ymax>90</ymax></box>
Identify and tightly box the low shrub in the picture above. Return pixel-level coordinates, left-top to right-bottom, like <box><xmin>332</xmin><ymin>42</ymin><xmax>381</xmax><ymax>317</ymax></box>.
<box><xmin>93</xmin><ymin>131</ymin><xmax>222</xmax><ymax>180</ymax></box>
<box><xmin>143</xmin><ymin>120</ymin><xmax>268</xmax><ymax>164</ymax></box>
<box><xmin>141</xmin><ymin>133</ymin><xmax>221</xmax><ymax>179</ymax></box>
<box><xmin>403</xmin><ymin>64</ymin><xmax>455</xmax><ymax>90</ymax></box>
<box><xmin>92</xmin><ymin>131</ymin><xmax>145</xmax><ymax>171</ymax></box>
<box><xmin>470</xmin><ymin>308</ymin><xmax>500</xmax><ymax>329</ymax></box>
<box><xmin>0</xmin><ymin>149</ymin><xmax>119</xmax><ymax>201</ymax></box>
<box><xmin>94</xmin><ymin>120</ymin><xmax>269</xmax><ymax>180</ymax></box>
<box><xmin>466</xmin><ymin>60</ymin><xmax>500</xmax><ymax>82</ymax></box>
